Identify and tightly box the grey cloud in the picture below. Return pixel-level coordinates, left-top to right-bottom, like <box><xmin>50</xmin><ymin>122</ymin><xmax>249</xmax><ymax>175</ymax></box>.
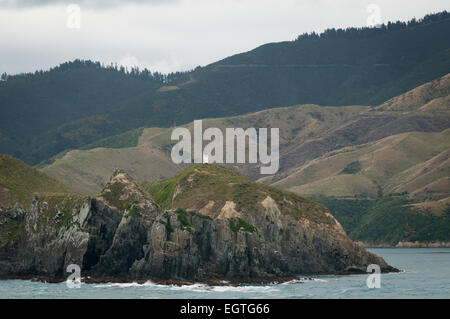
<box><xmin>0</xmin><ymin>0</ymin><xmax>177</xmax><ymax>9</ymax></box>
<box><xmin>1</xmin><ymin>0</ymin><xmax>449</xmax><ymax>75</ymax></box>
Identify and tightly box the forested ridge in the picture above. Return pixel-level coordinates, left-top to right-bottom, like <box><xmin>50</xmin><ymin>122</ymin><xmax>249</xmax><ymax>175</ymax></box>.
<box><xmin>1</xmin><ymin>11</ymin><xmax>449</xmax><ymax>165</ymax></box>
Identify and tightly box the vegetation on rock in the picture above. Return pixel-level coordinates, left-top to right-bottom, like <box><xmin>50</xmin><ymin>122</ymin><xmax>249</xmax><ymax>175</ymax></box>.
<box><xmin>0</xmin><ymin>155</ymin><xmax>72</xmax><ymax>208</ymax></box>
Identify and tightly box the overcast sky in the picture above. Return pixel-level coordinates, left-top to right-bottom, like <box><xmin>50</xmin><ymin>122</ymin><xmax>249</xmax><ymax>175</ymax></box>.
<box><xmin>0</xmin><ymin>0</ymin><xmax>449</xmax><ymax>75</ymax></box>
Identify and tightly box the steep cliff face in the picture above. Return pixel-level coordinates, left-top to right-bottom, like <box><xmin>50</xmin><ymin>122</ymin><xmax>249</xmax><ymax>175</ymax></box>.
<box><xmin>0</xmin><ymin>165</ymin><xmax>397</xmax><ymax>283</ymax></box>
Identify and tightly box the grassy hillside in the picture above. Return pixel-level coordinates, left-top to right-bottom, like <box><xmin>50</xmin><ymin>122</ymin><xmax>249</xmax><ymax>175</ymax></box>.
<box><xmin>41</xmin><ymin>127</ymin><xmax>183</xmax><ymax>195</ymax></box>
<box><xmin>140</xmin><ymin>164</ymin><xmax>332</xmax><ymax>225</ymax></box>
<box><xmin>377</xmin><ymin>73</ymin><xmax>450</xmax><ymax>112</ymax></box>
<box><xmin>265</xmin><ymin>71</ymin><xmax>450</xmax><ymax>218</ymax></box>
<box><xmin>275</xmin><ymin>130</ymin><xmax>450</xmax><ymax>201</ymax></box>
<box><xmin>42</xmin><ymin>104</ymin><xmax>369</xmax><ymax>194</ymax></box>
<box><xmin>0</xmin><ymin>155</ymin><xmax>72</xmax><ymax>207</ymax></box>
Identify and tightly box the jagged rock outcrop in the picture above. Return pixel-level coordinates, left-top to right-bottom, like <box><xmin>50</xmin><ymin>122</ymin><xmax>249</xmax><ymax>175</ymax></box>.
<box><xmin>0</xmin><ymin>165</ymin><xmax>397</xmax><ymax>283</ymax></box>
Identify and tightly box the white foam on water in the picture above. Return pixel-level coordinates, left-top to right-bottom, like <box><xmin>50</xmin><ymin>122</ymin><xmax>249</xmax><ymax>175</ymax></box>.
<box><xmin>207</xmin><ymin>285</ymin><xmax>279</xmax><ymax>293</ymax></box>
<box><xmin>92</xmin><ymin>277</ymin><xmax>327</xmax><ymax>292</ymax></box>
<box><xmin>386</xmin><ymin>269</ymin><xmax>412</xmax><ymax>275</ymax></box>
<box><xmin>168</xmin><ymin>283</ymin><xmax>210</xmax><ymax>292</ymax></box>
<box><xmin>281</xmin><ymin>278</ymin><xmax>328</xmax><ymax>284</ymax></box>
<box><xmin>93</xmin><ymin>280</ymin><xmax>161</xmax><ymax>288</ymax></box>
<box><xmin>311</xmin><ymin>278</ymin><xmax>328</xmax><ymax>282</ymax></box>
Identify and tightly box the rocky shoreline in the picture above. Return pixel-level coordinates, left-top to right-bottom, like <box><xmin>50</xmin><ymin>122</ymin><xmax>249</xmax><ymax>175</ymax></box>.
<box><xmin>356</xmin><ymin>241</ymin><xmax>450</xmax><ymax>248</ymax></box>
<box><xmin>1</xmin><ymin>274</ymin><xmax>301</xmax><ymax>286</ymax></box>
<box><xmin>2</xmin><ymin>267</ymin><xmax>400</xmax><ymax>287</ymax></box>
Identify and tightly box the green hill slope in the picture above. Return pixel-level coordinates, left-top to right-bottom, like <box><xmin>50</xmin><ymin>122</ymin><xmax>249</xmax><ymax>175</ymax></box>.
<box><xmin>275</xmin><ymin>130</ymin><xmax>450</xmax><ymax>201</ymax></box>
<box><xmin>41</xmin><ymin>104</ymin><xmax>370</xmax><ymax>194</ymax></box>
<box><xmin>40</xmin><ymin>128</ymin><xmax>183</xmax><ymax>195</ymax></box>
<box><xmin>141</xmin><ymin>164</ymin><xmax>331</xmax><ymax>225</ymax></box>
<box><xmin>0</xmin><ymin>155</ymin><xmax>73</xmax><ymax>207</ymax></box>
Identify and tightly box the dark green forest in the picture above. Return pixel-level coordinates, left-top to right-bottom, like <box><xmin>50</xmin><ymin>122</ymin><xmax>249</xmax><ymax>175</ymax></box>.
<box><xmin>1</xmin><ymin>11</ymin><xmax>449</xmax><ymax>165</ymax></box>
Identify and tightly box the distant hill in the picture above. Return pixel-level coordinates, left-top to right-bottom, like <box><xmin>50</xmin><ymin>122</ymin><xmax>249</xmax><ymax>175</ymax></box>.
<box><xmin>275</xmin><ymin>130</ymin><xmax>450</xmax><ymax>206</ymax></box>
<box><xmin>1</xmin><ymin>11</ymin><xmax>449</xmax><ymax>165</ymax></box>
<box><xmin>40</xmin><ymin>127</ymin><xmax>184</xmax><ymax>195</ymax></box>
<box><xmin>0</xmin><ymin>155</ymin><xmax>72</xmax><ymax>208</ymax></box>
<box><xmin>40</xmin><ymin>73</ymin><xmax>450</xmax><ymax>245</ymax></box>
<box><xmin>0</xmin><ymin>60</ymin><xmax>174</xmax><ymax>164</ymax></box>
<box><xmin>41</xmin><ymin>104</ymin><xmax>373</xmax><ymax>194</ymax></box>
<box><xmin>270</xmin><ymin>73</ymin><xmax>450</xmax><ymax>205</ymax></box>
<box><xmin>376</xmin><ymin>73</ymin><xmax>450</xmax><ymax>112</ymax></box>
<box><xmin>42</xmin><ymin>73</ymin><xmax>450</xmax><ymax>203</ymax></box>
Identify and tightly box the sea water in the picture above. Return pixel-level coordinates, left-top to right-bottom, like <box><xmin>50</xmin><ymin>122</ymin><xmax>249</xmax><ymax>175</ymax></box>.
<box><xmin>1</xmin><ymin>248</ymin><xmax>449</xmax><ymax>299</ymax></box>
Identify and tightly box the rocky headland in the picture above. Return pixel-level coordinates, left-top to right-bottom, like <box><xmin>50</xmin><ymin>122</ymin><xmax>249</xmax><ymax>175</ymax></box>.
<box><xmin>0</xmin><ymin>164</ymin><xmax>398</xmax><ymax>284</ymax></box>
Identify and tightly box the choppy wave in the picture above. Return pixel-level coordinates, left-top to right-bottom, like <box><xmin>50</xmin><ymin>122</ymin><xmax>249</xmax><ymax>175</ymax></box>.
<box><xmin>281</xmin><ymin>278</ymin><xmax>327</xmax><ymax>285</ymax></box>
<box><xmin>92</xmin><ymin>277</ymin><xmax>327</xmax><ymax>292</ymax></box>
<box><xmin>93</xmin><ymin>281</ymin><xmax>162</xmax><ymax>288</ymax></box>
